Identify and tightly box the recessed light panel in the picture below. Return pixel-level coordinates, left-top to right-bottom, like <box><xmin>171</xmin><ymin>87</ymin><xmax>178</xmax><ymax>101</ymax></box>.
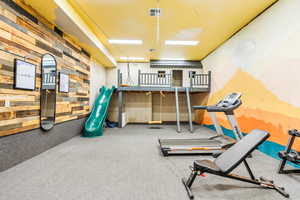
<box><xmin>165</xmin><ymin>40</ymin><xmax>199</xmax><ymax>46</ymax></box>
<box><xmin>120</xmin><ymin>57</ymin><xmax>145</xmax><ymax>60</ymax></box>
<box><xmin>108</xmin><ymin>39</ymin><xmax>143</xmax><ymax>45</ymax></box>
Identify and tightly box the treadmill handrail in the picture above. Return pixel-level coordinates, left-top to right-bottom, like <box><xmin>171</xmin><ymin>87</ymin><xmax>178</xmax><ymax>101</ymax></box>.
<box><xmin>193</xmin><ymin>100</ymin><xmax>242</xmax><ymax>112</ymax></box>
<box><xmin>207</xmin><ymin>100</ymin><xmax>242</xmax><ymax>112</ymax></box>
<box><xmin>192</xmin><ymin>105</ymin><xmax>207</xmax><ymax>110</ymax></box>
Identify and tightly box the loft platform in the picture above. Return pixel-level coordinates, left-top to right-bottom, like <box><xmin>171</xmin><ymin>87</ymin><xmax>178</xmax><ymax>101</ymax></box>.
<box><xmin>117</xmin><ymin>69</ymin><xmax>211</xmax><ymax>92</ymax></box>
<box><xmin>116</xmin><ymin>69</ymin><xmax>212</xmax><ymax>128</ymax></box>
<box><xmin>117</xmin><ymin>86</ymin><xmax>209</xmax><ymax>93</ymax></box>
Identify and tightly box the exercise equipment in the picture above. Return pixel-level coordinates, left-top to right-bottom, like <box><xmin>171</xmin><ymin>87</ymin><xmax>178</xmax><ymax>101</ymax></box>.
<box><xmin>278</xmin><ymin>129</ymin><xmax>300</xmax><ymax>174</ymax></box>
<box><xmin>158</xmin><ymin>92</ymin><xmax>243</xmax><ymax>156</ymax></box>
<box><xmin>182</xmin><ymin>129</ymin><xmax>289</xmax><ymax>199</ymax></box>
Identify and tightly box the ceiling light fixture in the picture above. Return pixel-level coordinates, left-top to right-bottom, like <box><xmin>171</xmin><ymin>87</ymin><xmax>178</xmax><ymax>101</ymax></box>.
<box><xmin>108</xmin><ymin>39</ymin><xmax>143</xmax><ymax>45</ymax></box>
<box><xmin>120</xmin><ymin>57</ymin><xmax>145</xmax><ymax>60</ymax></box>
<box><xmin>165</xmin><ymin>40</ymin><xmax>199</xmax><ymax>46</ymax></box>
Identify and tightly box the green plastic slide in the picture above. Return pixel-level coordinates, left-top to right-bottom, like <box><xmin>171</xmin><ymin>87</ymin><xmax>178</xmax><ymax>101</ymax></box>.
<box><xmin>83</xmin><ymin>86</ymin><xmax>115</xmax><ymax>137</ymax></box>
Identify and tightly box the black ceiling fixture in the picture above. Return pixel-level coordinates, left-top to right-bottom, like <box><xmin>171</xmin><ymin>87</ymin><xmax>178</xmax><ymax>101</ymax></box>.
<box><xmin>150</xmin><ymin>60</ymin><xmax>203</xmax><ymax>69</ymax></box>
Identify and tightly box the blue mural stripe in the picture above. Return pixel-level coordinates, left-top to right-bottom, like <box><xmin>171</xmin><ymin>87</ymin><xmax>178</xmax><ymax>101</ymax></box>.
<box><xmin>204</xmin><ymin>124</ymin><xmax>300</xmax><ymax>169</ymax></box>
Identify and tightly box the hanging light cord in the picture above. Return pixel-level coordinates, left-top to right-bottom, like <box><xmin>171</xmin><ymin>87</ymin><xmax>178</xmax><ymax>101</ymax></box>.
<box><xmin>156</xmin><ymin>0</ymin><xmax>160</xmax><ymax>43</ymax></box>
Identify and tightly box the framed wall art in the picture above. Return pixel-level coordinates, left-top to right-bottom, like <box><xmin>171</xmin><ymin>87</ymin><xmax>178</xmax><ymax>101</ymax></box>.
<box><xmin>59</xmin><ymin>72</ymin><xmax>69</xmax><ymax>93</ymax></box>
<box><xmin>14</xmin><ymin>59</ymin><xmax>36</xmax><ymax>90</ymax></box>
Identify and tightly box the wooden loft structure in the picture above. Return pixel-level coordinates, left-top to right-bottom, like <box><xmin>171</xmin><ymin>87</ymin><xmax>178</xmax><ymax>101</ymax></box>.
<box><xmin>117</xmin><ymin>69</ymin><xmax>211</xmax><ymax>92</ymax></box>
<box><xmin>116</xmin><ymin>69</ymin><xmax>212</xmax><ymax>128</ymax></box>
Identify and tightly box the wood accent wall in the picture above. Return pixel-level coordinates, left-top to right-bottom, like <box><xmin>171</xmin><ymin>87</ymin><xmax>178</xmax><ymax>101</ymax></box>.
<box><xmin>0</xmin><ymin>1</ymin><xmax>91</xmax><ymax>137</ymax></box>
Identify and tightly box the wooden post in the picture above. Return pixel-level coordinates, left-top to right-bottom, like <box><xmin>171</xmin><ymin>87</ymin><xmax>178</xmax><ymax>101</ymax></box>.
<box><xmin>175</xmin><ymin>87</ymin><xmax>181</xmax><ymax>133</ymax></box>
<box><xmin>170</xmin><ymin>71</ymin><xmax>173</xmax><ymax>87</ymax></box>
<box><xmin>138</xmin><ymin>70</ymin><xmax>141</xmax><ymax>86</ymax></box>
<box><xmin>118</xmin><ymin>91</ymin><xmax>123</xmax><ymax>128</ymax></box>
<box><xmin>208</xmin><ymin>71</ymin><xmax>212</xmax><ymax>91</ymax></box>
<box><xmin>189</xmin><ymin>71</ymin><xmax>193</xmax><ymax>88</ymax></box>
<box><xmin>117</xmin><ymin>69</ymin><xmax>121</xmax><ymax>87</ymax></box>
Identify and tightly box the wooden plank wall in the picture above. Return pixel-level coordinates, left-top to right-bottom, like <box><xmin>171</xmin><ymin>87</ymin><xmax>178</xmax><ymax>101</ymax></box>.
<box><xmin>0</xmin><ymin>1</ymin><xmax>91</xmax><ymax>137</ymax></box>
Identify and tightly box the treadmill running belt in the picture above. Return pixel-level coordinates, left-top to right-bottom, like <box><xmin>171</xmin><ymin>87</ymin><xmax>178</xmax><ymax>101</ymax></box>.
<box><xmin>159</xmin><ymin>139</ymin><xmax>221</xmax><ymax>146</ymax></box>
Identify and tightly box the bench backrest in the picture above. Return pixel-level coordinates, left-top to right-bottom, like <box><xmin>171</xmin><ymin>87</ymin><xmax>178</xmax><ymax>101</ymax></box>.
<box><xmin>215</xmin><ymin>129</ymin><xmax>269</xmax><ymax>174</ymax></box>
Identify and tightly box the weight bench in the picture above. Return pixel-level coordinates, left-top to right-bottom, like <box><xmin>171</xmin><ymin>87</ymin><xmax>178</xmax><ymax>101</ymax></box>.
<box><xmin>182</xmin><ymin>129</ymin><xmax>289</xmax><ymax>199</ymax></box>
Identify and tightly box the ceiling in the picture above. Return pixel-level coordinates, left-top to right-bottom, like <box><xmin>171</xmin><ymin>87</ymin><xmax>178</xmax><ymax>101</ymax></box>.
<box><xmin>23</xmin><ymin>0</ymin><xmax>277</xmax><ymax>65</ymax></box>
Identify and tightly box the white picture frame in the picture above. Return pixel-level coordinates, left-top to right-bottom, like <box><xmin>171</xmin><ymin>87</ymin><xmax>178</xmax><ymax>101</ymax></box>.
<box><xmin>14</xmin><ymin>59</ymin><xmax>36</xmax><ymax>90</ymax></box>
<box><xmin>59</xmin><ymin>72</ymin><xmax>69</xmax><ymax>93</ymax></box>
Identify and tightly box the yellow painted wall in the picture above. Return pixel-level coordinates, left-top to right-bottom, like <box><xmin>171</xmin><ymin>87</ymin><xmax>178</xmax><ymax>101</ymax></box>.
<box><xmin>202</xmin><ymin>0</ymin><xmax>300</xmax><ymax>151</ymax></box>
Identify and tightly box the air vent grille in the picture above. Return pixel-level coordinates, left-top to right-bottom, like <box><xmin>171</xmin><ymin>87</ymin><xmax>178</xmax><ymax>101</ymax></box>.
<box><xmin>150</xmin><ymin>60</ymin><xmax>202</xmax><ymax>69</ymax></box>
<box><xmin>54</xmin><ymin>26</ymin><xmax>63</xmax><ymax>37</ymax></box>
<box><xmin>149</xmin><ymin>8</ymin><xmax>161</xmax><ymax>16</ymax></box>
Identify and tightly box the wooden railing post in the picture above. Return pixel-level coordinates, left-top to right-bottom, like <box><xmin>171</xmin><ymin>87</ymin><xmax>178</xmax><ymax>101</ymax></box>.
<box><xmin>208</xmin><ymin>71</ymin><xmax>212</xmax><ymax>91</ymax></box>
<box><xmin>170</xmin><ymin>71</ymin><xmax>173</xmax><ymax>87</ymax></box>
<box><xmin>117</xmin><ymin>69</ymin><xmax>121</xmax><ymax>87</ymax></box>
<box><xmin>189</xmin><ymin>71</ymin><xmax>193</xmax><ymax>88</ymax></box>
<box><xmin>138</xmin><ymin>70</ymin><xmax>141</xmax><ymax>86</ymax></box>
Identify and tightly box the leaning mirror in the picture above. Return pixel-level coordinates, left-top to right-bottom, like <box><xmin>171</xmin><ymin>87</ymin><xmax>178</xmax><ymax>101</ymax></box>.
<box><xmin>40</xmin><ymin>54</ymin><xmax>57</xmax><ymax>131</ymax></box>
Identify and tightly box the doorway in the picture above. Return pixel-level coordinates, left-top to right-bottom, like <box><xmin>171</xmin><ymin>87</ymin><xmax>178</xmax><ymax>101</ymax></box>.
<box><xmin>172</xmin><ymin>70</ymin><xmax>183</xmax><ymax>87</ymax></box>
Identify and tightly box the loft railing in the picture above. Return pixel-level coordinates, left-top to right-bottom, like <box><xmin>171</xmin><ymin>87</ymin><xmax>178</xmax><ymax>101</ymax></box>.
<box><xmin>138</xmin><ymin>70</ymin><xmax>171</xmax><ymax>87</ymax></box>
<box><xmin>117</xmin><ymin>69</ymin><xmax>211</xmax><ymax>90</ymax></box>
<box><xmin>190</xmin><ymin>71</ymin><xmax>211</xmax><ymax>89</ymax></box>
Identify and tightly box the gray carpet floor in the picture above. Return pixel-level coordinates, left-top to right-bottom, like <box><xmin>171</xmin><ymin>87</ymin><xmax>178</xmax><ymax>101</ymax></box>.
<box><xmin>0</xmin><ymin>125</ymin><xmax>299</xmax><ymax>200</ymax></box>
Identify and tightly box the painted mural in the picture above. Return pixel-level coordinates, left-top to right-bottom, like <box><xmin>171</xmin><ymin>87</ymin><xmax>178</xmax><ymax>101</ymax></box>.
<box><xmin>202</xmin><ymin>69</ymin><xmax>300</xmax><ymax>152</ymax></box>
<box><xmin>201</xmin><ymin>0</ymin><xmax>300</xmax><ymax>160</ymax></box>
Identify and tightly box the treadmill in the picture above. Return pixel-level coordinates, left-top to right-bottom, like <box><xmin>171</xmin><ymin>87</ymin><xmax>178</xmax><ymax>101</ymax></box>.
<box><xmin>158</xmin><ymin>92</ymin><xmax>243</xmax><ymax>156</ymax></box>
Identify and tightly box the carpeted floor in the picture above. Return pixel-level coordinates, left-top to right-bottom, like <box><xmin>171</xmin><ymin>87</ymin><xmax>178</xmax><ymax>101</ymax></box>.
<box><xmin>0</xmin><ymin>125</ymin><xmax>299</xmax><ymax>200</ymax></box>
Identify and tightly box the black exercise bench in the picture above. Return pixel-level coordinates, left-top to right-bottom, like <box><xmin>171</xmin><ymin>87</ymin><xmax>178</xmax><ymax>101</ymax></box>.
<box><xmin>182</xmin><ymin>129</ymin><xmax>289</xmax><ymax>199</ymax></box>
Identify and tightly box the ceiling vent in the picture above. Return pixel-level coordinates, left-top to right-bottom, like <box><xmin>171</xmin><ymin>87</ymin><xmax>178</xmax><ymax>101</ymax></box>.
<box><xmin>149</xmin><ymin>8</ymin><xmax>161</xmax><ymax>16</ymax></box>
<box><xmin>150</xmin><ymin>60</ymin><xmax>203</xmax><ymax>69</ymax></box>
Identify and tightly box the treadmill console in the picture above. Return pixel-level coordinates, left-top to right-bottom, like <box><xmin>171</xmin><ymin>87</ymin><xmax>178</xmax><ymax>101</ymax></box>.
<box><xmin>219</xmin><ymin>93</ymin><xmax>242</xmax><ymax>107</ymax></box>
<box><xmin>193</xmin><ymin>92</ymin><xmax>242</xmax><ymax>112</ymax></box>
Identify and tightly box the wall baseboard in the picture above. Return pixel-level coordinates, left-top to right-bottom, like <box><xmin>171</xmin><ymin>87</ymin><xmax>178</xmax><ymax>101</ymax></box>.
<box><xmin>0</xmin><ymin>118</ymin><xmax>86</xmax><ymax>172</ymax></box>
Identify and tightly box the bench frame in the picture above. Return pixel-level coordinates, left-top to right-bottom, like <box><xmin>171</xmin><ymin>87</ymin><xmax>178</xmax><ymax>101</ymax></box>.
<box><xmin>182</xmin><ymin>130</ymin><xmax>290</xmax><ymax>199</ymax></box>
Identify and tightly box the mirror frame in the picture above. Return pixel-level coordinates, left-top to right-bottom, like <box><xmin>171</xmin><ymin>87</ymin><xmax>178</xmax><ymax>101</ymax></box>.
<box><xmin>40</xmin><ymin>53</ymin><xmax>57</xmax><ymax>131</ymax></box>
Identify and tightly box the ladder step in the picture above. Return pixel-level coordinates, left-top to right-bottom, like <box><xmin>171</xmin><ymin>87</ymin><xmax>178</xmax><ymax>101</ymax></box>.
<box><xmin>148</xmin><ymin>121</ymin><xmax>162</xmax><ymax>124</ymax></box>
